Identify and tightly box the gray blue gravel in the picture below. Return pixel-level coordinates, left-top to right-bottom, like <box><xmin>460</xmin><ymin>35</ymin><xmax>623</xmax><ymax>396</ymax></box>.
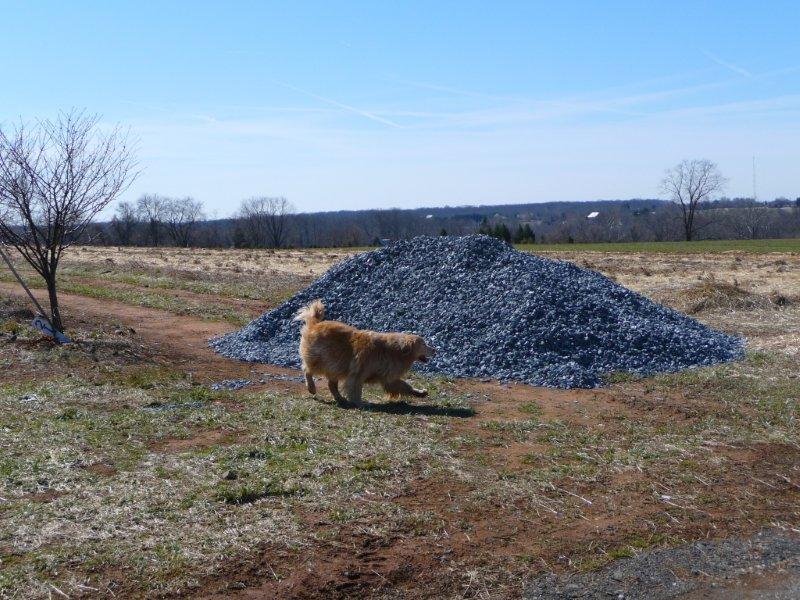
<box><xmin>524</xmin><ymin>528</ymin><xmax>800</xmax><ymax>599</ymax></box>
<box><xmin>210</xmin><ymin>235</ymin><xmax>743</xmax><ymax>388</ymax></box>
<box><xmin>209</xmin><ymin>379</ymin><xmax>253</xmax><ymax>391</ymax></box>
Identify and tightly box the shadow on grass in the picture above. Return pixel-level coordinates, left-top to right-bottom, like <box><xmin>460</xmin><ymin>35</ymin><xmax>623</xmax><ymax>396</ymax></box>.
<box><xmin>339</xmin><ymin>399</ymin><xmax>475</xmax><ymax>418</ymax></box>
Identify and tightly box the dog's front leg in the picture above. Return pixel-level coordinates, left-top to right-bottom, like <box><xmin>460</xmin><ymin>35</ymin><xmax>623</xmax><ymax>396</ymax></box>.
<box><xmin>328</xmin><ymin>379</ymin><xmax>347</xmax><ymax>404</ymax></box>
<box><xmin>384</xmin><ymin>379</ymin><xmax>428</xmax><ymax>398</ymax></box>
<box><xmin>304</xmin><ymin>370</ymin><xmax>316</xmax><ymax>395</ymax></box>
<box><xmin>344</xmin><ymin>377</ymin><xmax>364</xmax><ymax>407</ymax></box>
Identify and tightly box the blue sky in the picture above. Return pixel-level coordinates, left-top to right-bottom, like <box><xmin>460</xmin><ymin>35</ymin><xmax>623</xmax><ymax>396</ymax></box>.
<box><xmin>2</xmin><ymin>1</ymin><xmax>798</xmax><ymax>216</ymax></box>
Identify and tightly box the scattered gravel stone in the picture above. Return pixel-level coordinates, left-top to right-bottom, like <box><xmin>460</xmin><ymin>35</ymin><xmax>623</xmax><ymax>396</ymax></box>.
<box><xmin>258</xmin><ymin>373</ymin><xmax>305</xmax><ymax>384</ymax></box>
<box><xmin>209</xmin><ymin>379</ymin><xmax>253</xmax><ymax>391</ymax></box>
<box><xmin>211</xmin><ymin>236</ymin><xmax>744</xmax><ymax>388</ymax></box>
<box><xmin>524</xmin><ymin>529</ymin><xmax>800</xmax><ymax>599</ymax></box>
<box><xmin>141</xmin><ymin>401</ymin><xmax>204</xmax><ymax>412</ymax></box>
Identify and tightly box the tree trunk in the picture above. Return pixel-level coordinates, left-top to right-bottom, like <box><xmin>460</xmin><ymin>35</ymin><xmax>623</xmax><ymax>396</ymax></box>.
<box><xmin>684</xmin><ymin>215</ymin><xmax>694</xmax><ymax>241</ymax></box>
<box><xmin>45</xmin><ymin>273</ymin><xmax>64</xmax><ymax>332</ymax></box>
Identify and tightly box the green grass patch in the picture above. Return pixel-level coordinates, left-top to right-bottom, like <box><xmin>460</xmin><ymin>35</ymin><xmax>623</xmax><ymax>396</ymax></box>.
<box><xmin>61</xmin><ymin>281</ymin><xmax>253</xmax><ymax>325</ymax></box>
<box><xmin>58</xmin><ymin>262</ymin><xmax>301</xmax><ymax>305</ymax></box>
<box><xmin>519</xmin><ymin>401</ymin><xmax>543</xmax><ymax>416</ymax></box>
<box><xmin>0</xmin><ymin>271</ymin><xmax>254</xmax><ymax>325</ymax></box>
<box><xmin>517</xmin><ymin>238</ymin><xmax>800</xmax><ymax>254</ymax></box>
<box><xmin>0</xmin><ymin>374</ymin><xmax>455</xmax><ymax>597</ymax></box>
<box><xmin>602</xmin><ymin>371</ymin><xmax>642</xmax><ymax>384</ymax></box>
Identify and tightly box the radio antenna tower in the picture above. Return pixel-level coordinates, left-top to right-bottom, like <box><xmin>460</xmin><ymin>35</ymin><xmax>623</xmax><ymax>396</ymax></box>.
<box><xmin>752</xmin><ymin>155</ymin><xmax>758</xmax><ymax>203</ymax></box>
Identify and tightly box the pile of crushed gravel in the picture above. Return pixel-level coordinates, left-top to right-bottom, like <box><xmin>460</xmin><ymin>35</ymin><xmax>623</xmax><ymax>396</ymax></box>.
<box><xmin>211</xmin><ymin>236</ymin><xmax>743</xmax><ymax>388</ymax></box>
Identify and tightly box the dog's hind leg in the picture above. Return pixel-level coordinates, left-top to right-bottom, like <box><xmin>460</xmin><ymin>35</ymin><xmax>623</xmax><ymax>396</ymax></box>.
<box><xmin>344</xmin><ymin>376</ymin><xmax>364</xmax><ymax>407</ymax></box>
<box><xmin>328</xmin><ymin>379</ymin><xmax>346</xmax><ymax>404</ymax></box>
<box><xmin>383</xmin><ymin>379</ymin><xmax>428</xmax><ymax>398</ymax></box>
<box><xmin>304</xmin><ymin>370</ymin><xmax>316</xmax><ymax>395</ymax></box>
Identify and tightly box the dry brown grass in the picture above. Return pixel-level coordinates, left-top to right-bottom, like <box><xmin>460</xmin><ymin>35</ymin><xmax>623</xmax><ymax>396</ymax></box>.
<box><xmin>544</xmin><ymin>249</ymin><xmax>800</xmax><ymax>357</ymax></box>
<box><xmin>665</xmin><ymin>278</ymin><xmax>791</xmax><ymax>314</ymax></box>
<box><xmin>66</xmin><ymin>245</ymin><xmax>358</xmax><ymax>279</ymax></box>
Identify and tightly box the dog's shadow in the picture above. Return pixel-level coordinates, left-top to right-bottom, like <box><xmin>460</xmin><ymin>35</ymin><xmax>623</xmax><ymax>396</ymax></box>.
<box><xmin>334</xmin><ymin>399</ymin><xmax>475</xmax><ymax>418</ymax></box>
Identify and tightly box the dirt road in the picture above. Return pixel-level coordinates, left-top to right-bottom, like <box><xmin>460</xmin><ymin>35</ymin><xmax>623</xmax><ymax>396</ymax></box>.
<box><xmin>0</xmin><ymin>282</ymin><xmax>296</xmax><ymax>385</ymax></box>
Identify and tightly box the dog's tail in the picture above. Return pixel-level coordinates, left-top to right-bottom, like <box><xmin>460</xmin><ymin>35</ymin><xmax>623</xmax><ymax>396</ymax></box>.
<box><xmin>294</xmin><ymin>299</ymin><xmax>325</xmax><ymax>326</ymax></box>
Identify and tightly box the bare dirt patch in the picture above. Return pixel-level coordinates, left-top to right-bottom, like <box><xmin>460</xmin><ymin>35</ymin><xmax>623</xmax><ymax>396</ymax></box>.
<box><xmin>0</xmin><ymin>282</ymin><xmax>300</xmax><ymax>386</ymax></box>
<box><xmin>86</xmin><ymin>462</ymin><xmax>118</xmax><ymax>477</ymax></box>
<box><xmin>150</xmin><ymin>429</ymin><xmax>247</xmax><ymax>453</ymax></box>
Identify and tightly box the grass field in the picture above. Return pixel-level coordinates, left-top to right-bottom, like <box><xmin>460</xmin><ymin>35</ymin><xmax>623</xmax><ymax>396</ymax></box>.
<box><xmin>1</xmin><ymin>245</ymin><xmax>799</xmax><ymax>598</ymax></box>
<box><xmin>519</xmin><ymin>238</ymin><xmax>800</xmax><ymax>253</ymax></box>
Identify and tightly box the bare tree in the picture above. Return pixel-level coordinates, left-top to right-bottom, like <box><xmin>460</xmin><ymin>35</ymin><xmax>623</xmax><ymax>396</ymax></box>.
<box><xmin>238</xmin><ymin>197</ymin><xmax>271</xmax><ymax>247</ymax></box>
<box><xmin>111</xmin><ymin>200</ymin><xmax>139</xmax><ymax>245</ymax></box>
<box><xmin>136</xmin><ymin>193</ymin><xmax>168</xmax><ymax>246</ymax></box>
<box><xmin>0</xmin><ymin>111</ymin><xmax>137</xmax><ymax>332</ymax></box>
<box><xmin>238</xmin><ymin>196</ymin><xmax>294</xmax><ymax>248</ymax></box>
<box><xmin>164</xmin><ymin>197</ymin><xmax>204</xmax><ymax>247</ymax></box>
<box><xmin>730</xmin><ymin>200</ymin><xmax>772</xmax><ymax>240</ymax></box>
<box><xmin>266</xmin><ymin>196</ymin><xmax>294</xmax><ymax>248</ymax></box>
<box><xmin>660</xmin><ymin>159</ymin><xmax>726</xmax><ymax>241</ymax></box>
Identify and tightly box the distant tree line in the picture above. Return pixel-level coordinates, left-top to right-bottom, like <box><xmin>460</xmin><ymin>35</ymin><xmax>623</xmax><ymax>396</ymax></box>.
<box><xmin>79</xmin><ymin>159</ymin><xmax>800</xmax><ymax>249</ymax></box>
<box><xmin>83</xmin><ymin>193</ymin><xmax>800</xmax><ymax>249</ymax></box>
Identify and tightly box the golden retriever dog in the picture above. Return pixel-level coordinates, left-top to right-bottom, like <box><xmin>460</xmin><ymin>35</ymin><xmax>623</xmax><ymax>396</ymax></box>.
<box><xmin>294</xmin><ymin>300</ymin><xmax>436</xmax><ymax>406</ymax></box>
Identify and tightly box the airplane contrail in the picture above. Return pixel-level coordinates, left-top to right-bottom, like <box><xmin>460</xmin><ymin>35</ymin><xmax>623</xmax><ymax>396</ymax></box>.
<box><xmin>272</xmin><ymin>80</ymin><xmax>403</xmax><ymax>128</ymax></box>
<box><xmin>702</xmin><ymin>50</ymin><xmax>752</xmax><ymax>78</ymax></box>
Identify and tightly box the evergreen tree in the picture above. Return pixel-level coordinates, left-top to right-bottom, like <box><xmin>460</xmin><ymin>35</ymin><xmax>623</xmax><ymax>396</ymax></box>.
<box><xmin>511</xmin><ymin>223</ymin><xmax>536</xmax><ymax>243</ymax></box>
<box><xmin>524</xmin><ymin>224</ymin><xmax>535</xmax><ymax>243</ymax></box>
<box><xmin>494</xmin><ymin>223</ymin><xmax>512</xmax><ymax>242</ymax></box>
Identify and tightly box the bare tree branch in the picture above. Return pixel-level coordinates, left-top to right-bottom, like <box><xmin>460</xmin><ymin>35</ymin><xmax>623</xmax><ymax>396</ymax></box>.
<box><xmin>0</xmin><ymin>110</ymin><xmax>138</xmax><ymax>331</ymax></box>
<box><xmin>164</xmin><ymin>197</ymin><xmax>205</xmax><ymax>247</ymax></box>
<box><xmin>660</xmin><ymin>159</ymin><xmax>726</xmax><ymax>241</ymax></box>
<box><xmin>238</xmin><ymin>196</ymin><xmax>294</xmax><ymax>248</ymax></box>
<box><xmin>136</xmin><ymin>193</ymin><xmax>168</xmax><ymax>246</ymax></box>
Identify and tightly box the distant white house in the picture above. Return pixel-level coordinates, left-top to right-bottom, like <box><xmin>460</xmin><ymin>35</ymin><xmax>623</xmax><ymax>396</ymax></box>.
<box><xmin>425</xmin><ymin>214</ymin><xmax>433</xmax><ymax>219</ymax></box>
<box><xmin>586</xmin><ymin>211</ymin><xmax>599</xmax><ymax>219</ymax></box>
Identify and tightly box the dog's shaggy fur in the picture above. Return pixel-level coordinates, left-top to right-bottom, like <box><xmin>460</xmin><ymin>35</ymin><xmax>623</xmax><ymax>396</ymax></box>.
<box><xmin>294</xmin><ymin>300</ymin><xmax>436</xmax><ymax>406</ymax></box>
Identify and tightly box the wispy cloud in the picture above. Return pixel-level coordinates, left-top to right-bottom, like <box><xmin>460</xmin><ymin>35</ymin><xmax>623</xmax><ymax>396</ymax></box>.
<box><xmin>647</xmin><ymin>94</ymin><xmax>800</xmax><ymax>121</ymax></box>
<box><xmin>702</xmin><ymin>50</ymin><xmax>752</xmax><ymax>77</ymax></box>
<box><xmin>384</xmin><ymin>74</ymin><xmax>759</xmax><ymax>130</ymax></box>
<box><xmin>271</xmin><ymin>80</ymin><xmax>403</xmax><ymax>128</ymax></box>
<box><xmin>371</xmin><ymin>78</ymin><xmax>746</xmax><ymax>131</ymax></box>
<box><xmin>393</xmin><ymin>78</ymin><xmax>527</xmax><ymax>103</ymax></box>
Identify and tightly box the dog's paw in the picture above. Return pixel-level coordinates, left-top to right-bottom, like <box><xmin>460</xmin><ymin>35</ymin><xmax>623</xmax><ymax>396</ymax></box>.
<box><xmin>414</xmin><ymin>388</ymin><xmax>428</xmax><ymax>398</ymax></box>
